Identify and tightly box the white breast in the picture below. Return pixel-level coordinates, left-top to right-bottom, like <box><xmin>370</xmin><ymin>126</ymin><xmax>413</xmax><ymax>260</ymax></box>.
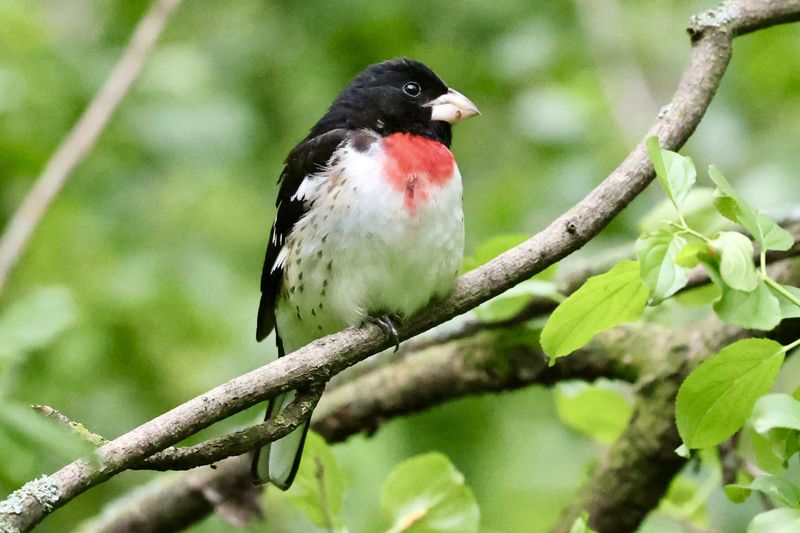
<box><xmin>273</xmin><ymin>140</ymin><xmax>464</xmax><ymax>352</ymax></box>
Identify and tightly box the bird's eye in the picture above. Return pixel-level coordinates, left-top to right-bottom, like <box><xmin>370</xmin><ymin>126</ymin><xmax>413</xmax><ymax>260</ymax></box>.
<box><xmin>402</xmin><ymin>81</ymin><xmax>421</xmax><ymax>97</ymax></box>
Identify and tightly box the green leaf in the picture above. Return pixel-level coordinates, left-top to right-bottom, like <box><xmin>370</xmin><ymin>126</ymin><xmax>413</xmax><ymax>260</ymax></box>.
<box><xmin>756</xmin><ymin>212</ymin><xmax>795</xmax><ymax>252</ymax></box>
<box><xmin>708</xmin><ymin>166</ymin><xmax>793</xmax><ymax>252</ymax></box>
<box><xmin>724</xmin><ymin>481</ymin><xmax>753</xmax><ymax>504</ymax></box>
<box><xmin>698</xmin><ymin>254</ymin><xmax>724</xmax><ymax>287</ymax></box>
<box><xmin>714</xmin><ymin>195</ymin><xmax>740</xmax><ymax>224</ymax></box>
<box><xmin>769</xmin><ymin>285</ymin><xmax>800</xmax><ymax>319</ymax></box>
<box><xmin>646</xmin><ymin>136</ymin><xmax>696</xmax><ymax>210</ymax></box>
<box><xmin>785</xmin><ymin>432</ymin><xmax>800</xmax><ymax>460</ymax></box>
<box><xmin>751</xmin><ymin>394</ymin><xmax>800</xmax><ymax>434</ymax></box>
<box><xmin>541</xmin><ymin>260</ymin><xmax>649</xmax><ymax>359</ymax></box>
<box><xmin>709</xmin><ymin>165</ymin><xmax>755</xmax><ymax>224</ymax></box>
<box><xmin>461</xmin><ymin>233</ymin><xmax>530</xmax><ymax>273</ymax></box>
<box><xmin>751</xmin><ymin>426</ymin><xmax>800</xmax><ymax>473</ymax></box>
<box><xmin>555</xmin><ymin>381</ymin><xmax>633</xmax><ymax>444</ymax></box>
<box><xmin>713</xmin><ymin>232</ymin><xmax>758</xmax><ymax>292</ymax></box>
<box><xmin>748</xmin><ymin>508</ymin><xmax>800</xmax><ymax>533</ymax></box>
<box><xmin>747</xmin><ymin>425</ymin><xmax>788</xmax><ymax>474</ymax></box>
<box><xmin>676</xmin><ymin>338</ymin><xmax>785</xmax><ymax>449</ymax></box>
<box><xmin>726</xmin><ymin>476</ymin><xmax>800</xmax><ymax>507</ymax></box>
<box><xmin>639</xmin><ymin>187</ymin><xmax>723</xmax><ymax>235</ymax></box>
<box><xmin>285</xmin><ymin>431</ymin><xmax>345</xmax><ymax>530</ymax></box>
<box><xmin>636</xmin><ymin>229</ymin><xmax>689</xmax><ymax>304</ymax></box>
<box><xmin>0</xmin><ymin>286</ymin><xmax>78</xmax><ymax>360</ymax></box>
<box><xmin>660</xmin><ymin>473</ymin><xmax>710</xmax><ymax>526</ymax></box>
<box><xmin>713</xmin><ymin>280</ymin><xmax>781</xmax><ymax>331</ymax></box>
<box><xmin>674</xmin><ymin>241</ymin><xmax>707</xmax><ymax>268</ymax></box>
<box><xmin>674</xmin><ymin>284</ymin><xmax>721</xmax><ymax>308</ymax></box>
<box><xmin>382</xmin><ymin>452</ymin><xmax>479</xmax><ymax>533</ymax></box>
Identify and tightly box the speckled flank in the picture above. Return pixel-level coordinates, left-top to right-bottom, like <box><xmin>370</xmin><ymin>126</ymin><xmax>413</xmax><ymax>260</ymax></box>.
<box><xmin>273</xmin><ymin>135</ymin><xmax>464</xmax><ymax>352</ymax></box>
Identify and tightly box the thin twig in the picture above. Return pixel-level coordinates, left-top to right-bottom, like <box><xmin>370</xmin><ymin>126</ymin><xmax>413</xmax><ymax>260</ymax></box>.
<box><xmin>32</xmin><ymin>390</ymin><xmax>324</xmax><ymax>473</ymax></box>
<box><xmin>0</xmin><ymin>0</ymin><xmax>182</xmax><ymax>294</ymax></box>
<box><xmin>137</xmin><ymin>387</ymin><xmax>323</xmax><ymax>471</ymax></box>
<box><xmin>32</xmin><ymin>405</ymin><xmax>109</xmax><ymax>447</ymax></box>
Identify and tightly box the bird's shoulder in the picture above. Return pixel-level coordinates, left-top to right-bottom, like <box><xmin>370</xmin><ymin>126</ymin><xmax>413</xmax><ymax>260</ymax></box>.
<box><xmin>278</xmin><ymin>129</ymin><xmax>379</xmax><ymax>200</ymax></box>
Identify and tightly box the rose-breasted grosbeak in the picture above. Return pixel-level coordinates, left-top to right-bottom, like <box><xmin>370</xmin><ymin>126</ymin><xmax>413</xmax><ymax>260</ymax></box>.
<box><xmin>252</xmin><ymin>58</ymin><xmax>479</xmax><ymax>489</ymax></box>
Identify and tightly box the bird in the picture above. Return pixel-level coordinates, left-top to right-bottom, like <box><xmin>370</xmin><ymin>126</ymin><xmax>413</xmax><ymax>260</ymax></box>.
<box><xmin>252</xmin><ymin>58</ymin><xmax>480</xmax><ymax>489</ymax></box>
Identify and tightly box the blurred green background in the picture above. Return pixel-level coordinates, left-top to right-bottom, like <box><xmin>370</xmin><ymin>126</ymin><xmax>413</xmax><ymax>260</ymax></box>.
<box><xmin>1</xmin><ymin>0</ymin><xmax>799</xmax><ymax>531</ymax></box>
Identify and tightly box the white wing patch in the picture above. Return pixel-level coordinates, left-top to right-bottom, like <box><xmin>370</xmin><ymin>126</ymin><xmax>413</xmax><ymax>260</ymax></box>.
<box><xmin>291</xmin><ymin>173</ymin><xmax>329</xmax><ymax>202</ymax></box>
<box><xmin>271</xmin><ymin>202</ymin><xmax>283</xmax><ymax>246</ymax></box>
<box><xmin>271</xmin><ymin>246</ymin><xmax>288</xmax><ymax>273</ymax></box>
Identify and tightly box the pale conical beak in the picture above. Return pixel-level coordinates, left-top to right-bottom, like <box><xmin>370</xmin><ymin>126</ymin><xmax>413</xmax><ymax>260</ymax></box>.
<box><xmin>426</xmin><ymin>88</ymin><xmax>480</xmax><ymax>124</ymax></box>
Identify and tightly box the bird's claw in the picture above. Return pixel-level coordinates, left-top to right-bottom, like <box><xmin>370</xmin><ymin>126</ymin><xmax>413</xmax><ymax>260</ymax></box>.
<box><xmin>365</xmin><ymin>314</ymin><xmax>401</xmax><ymax>352</ymax></box>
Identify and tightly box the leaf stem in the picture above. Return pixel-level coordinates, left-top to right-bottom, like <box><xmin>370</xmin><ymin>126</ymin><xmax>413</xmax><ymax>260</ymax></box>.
<box><xmin>666</xmin><ymin>220</ymin><xmax>711</xmax><ymax>243</ymax></box>
<box><xmin>760</xmin><ymin>249</ymin><xmax>767</xmax><ymax>277</ymax></box>
<box><xmin>781</xmin><ymin>337</ymin><xmax>800</xmax><ymax>354</ymax></box>
<box><xmin>761</xmin><ymin>274</ymin><xmax>800</xmax><ymax>310</ymax></box>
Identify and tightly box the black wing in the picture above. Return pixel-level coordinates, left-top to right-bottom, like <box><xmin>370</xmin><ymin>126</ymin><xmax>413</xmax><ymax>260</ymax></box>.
<box><xmin>256</xmin><ymin>129</ymin><xmax>350</xmax><ymax>342</ymax></box>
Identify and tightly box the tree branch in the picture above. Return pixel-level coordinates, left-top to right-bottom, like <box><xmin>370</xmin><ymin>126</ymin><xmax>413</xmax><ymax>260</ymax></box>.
<box><xmin>39</xmin><ymin>224</ymin><xmax>797</xmax><ymax>473</ymax></box>
<box><xmin>77</xmin><ymin>259</ymin><xmax>800</xmax><ymax>532</ymax></box>
<box><xmin>552</xmin><ymin>317</ymin><xmax>800</xmax><ymax>532</ymax></box>
<box><xmin>550</xmin><ymin>257</ymin><xmax>800</xmax><ymax>532</ymax></box>
<box><xmin>2</xmin><ymin>0</ymin><xmax>799</xmax><ymax>530</ymax></box>
<box><xmin>130</xmin><ymin>220</ymin><xmax>800</xmax><ymax>469</ymax></box>
<box><xmin>313</xmin><ymin>324</ymin><xmax>647</xmax><ymax>443</ymax></box>
<box><xmin>78</xmin><ymin>456</ymin><xmax>262</xmax><ymax>533</ymax></box>
<box><xmin>550</xmin><ymin>322</ymin><xmax>740</xmax><ymax>533</ymax></box>
<box><xmin>71</xmin><ymin>321</ymin><xmax>667</xmax><ymax>532</ymax></box>
<box><xmin>0</xmin><ymin>0</ymin><xmax>182</xmax><ymax>294</ymax></box>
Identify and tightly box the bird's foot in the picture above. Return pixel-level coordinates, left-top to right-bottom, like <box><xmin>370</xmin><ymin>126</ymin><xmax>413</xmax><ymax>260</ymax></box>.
<box><xmin>364</xmin><ymin>313</ymin><xmax>402</xmax><ymax>352</ymax></box>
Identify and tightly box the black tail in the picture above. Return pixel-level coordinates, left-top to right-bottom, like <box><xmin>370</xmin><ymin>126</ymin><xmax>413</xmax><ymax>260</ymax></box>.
<box><xmin>251</xmin><ymin>391</ymin><xmax>311</xmax><ymax>489</ymax></box>
<box><xmin>251</xmin><ymin>331</ymin><xmax>310</xmax><ymax>490</ymax></box>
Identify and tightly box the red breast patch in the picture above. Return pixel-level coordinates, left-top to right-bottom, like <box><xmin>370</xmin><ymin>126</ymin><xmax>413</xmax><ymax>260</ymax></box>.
<box><xmin>381</xmin><ymin>133</ymin><xmax>455</xmax><ymax>213</ymax></box>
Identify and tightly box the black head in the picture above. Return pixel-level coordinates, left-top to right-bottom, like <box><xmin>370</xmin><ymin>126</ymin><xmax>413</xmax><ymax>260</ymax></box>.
<box><xmin>306</xmin><ymin>58</ymin><xmax>478</xmax><ymax>147</ymax></box>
